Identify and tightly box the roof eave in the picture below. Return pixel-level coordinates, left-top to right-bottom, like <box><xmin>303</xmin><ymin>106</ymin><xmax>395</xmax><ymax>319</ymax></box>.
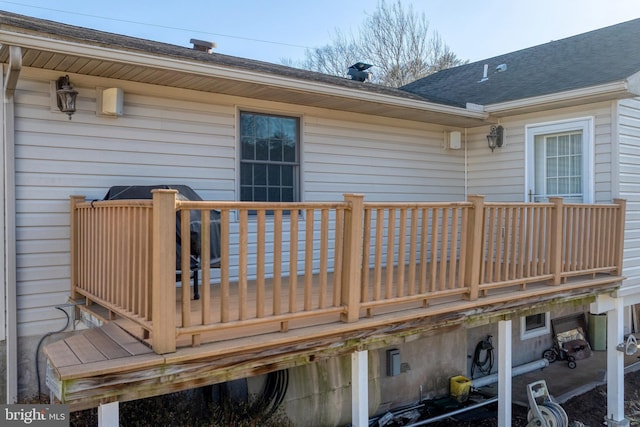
<box><xmin>0</xmin><ymin>29</ymin><xmax>488</xmax><ymax>125</ymax></box>
<box><xmin>484</xmin><ymin>78</ymin><xmax>640</xmax><ymax>117</ymax></box>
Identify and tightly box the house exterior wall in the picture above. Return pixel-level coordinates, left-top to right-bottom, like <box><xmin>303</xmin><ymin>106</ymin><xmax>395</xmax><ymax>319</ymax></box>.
<box><xmin>617</xmin><ymin>97</ymin><xmax>640</xmax><ymax>302</ymax></box>
<box><xmin>10</xmin><ymin>69</ymin><xmax>465</xmax><ymax>398</ymax></box>
<box><xmin>463</xmin><ymin>102</ymin><xmax>620</xmax><ymax>375</ymax></box>
<box><xmin>10</xmin><ymin>65</ymin><xmax>632</xmax><ymax>413</ymax></box>
<box><xmin>466</xmin><ymin>102</ymin><xmax>615</xmax><ymax>203</ymax></box>
<box><xmin>465</xmin><ymin>99</ymin><xmax>640</xmax><ymax>309</ymax></box>
<box><xmin>376</xmin><ymin>328</ymin><xmax>467</xmax><ymax>407</ymax></box>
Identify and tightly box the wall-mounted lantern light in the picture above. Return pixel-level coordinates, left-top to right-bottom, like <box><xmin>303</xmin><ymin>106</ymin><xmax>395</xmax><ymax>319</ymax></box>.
<box><xmin>56</xmin><ymin>75</ymin><xmax>78</xmax><ymax>119</ymax></box>
<box><xmin>487</xmin><ymin>125</ymin><xmax>504</xmax><ymax>152</ymax></box>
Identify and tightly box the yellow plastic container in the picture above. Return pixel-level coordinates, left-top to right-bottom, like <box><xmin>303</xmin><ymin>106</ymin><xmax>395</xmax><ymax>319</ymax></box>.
<box><xmin>450</xmin><ymin>375</ymin><xmax>472</xmax><ymax>402</ymax></box>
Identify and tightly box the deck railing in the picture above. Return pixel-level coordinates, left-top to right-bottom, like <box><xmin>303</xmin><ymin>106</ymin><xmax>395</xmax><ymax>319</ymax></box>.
<box><xmin>69</xmin><ymin>192</ymin><xmax>626</xmax><ymax>354</ymax></box>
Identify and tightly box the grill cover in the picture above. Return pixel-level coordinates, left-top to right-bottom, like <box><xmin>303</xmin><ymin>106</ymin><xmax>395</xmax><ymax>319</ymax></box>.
<box><xmin>104</xmin><ymin>185</ymin><xmax>221</xmax><ymax>270</ymax></box>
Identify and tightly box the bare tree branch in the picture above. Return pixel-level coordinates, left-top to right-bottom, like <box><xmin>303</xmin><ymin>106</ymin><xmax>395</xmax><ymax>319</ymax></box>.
<box><xmin>287</xmin><ymin>0</ymin><xmax>467</xmax><ymax>87</ymax></box>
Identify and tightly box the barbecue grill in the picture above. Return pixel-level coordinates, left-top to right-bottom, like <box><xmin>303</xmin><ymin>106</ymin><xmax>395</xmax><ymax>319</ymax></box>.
<box><xmin>104</xmin><ymin>185</ymin><xmax>221</xmax><ymax>299</ymax></box>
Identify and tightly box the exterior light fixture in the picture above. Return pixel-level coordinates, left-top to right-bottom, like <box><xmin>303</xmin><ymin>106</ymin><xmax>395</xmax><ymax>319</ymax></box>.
<box><xmin>56</xmin><ymin>75</ymin><xmax>78</xmax><ymax>119</ymax></box>
<box><xmin>487</xmin><ymin>125</ymin><xmax>504</xmax><ymax>152</ymax></box>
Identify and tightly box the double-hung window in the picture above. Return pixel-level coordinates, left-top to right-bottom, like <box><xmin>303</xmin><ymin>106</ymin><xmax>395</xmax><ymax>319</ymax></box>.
<box><xmin>240</xmin><ymin>112</ymin><xmax>299</xmax><ymax>203</ymax></box>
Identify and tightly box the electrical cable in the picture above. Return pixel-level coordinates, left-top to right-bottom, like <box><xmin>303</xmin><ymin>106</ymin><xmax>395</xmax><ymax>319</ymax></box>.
<box><xmin>249</xmin><ymin>369</ymin><xmax>289</xmax><ymax>421</ymax></box>
<box><xmin>471</xmin><ymin>335</ymin><xmax>494</xmax><ymax>379</ymax></box>
<box><xmin>0</xmin><ymin>0</ymin><xmax>311</xmax><ymax>50</ymax></box>
<box><xmin>35</xmin><ymin>306</ymin><xmax>70</xmax><ymax>399</ymax></box>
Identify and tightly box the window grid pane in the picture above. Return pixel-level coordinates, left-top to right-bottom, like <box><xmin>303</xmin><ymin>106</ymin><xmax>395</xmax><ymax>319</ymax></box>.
<box><xmin>544</xmin><ymin>131</ymin><xmax>582</xmax><ymax>199</ymax></box>
<box><xmin>240</xmin><ymin>112</ymin><xmax>299</xmax><ymax>203</ymax></box>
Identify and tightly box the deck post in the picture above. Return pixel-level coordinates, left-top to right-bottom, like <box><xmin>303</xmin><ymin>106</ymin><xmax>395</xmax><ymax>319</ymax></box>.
<box><xmin>151</xmin><ymin>189</ymin><xmax>177</xmax><ymax>354</ymax></box>
<box><xmin>605</xmin><ymin>296</ymin><xmax>630</xmax><ymax>426</ymax></box>
<box><xmin>341</xmin><ymin>194</ymin><xmax>364</xmax><ymax>323</ymax></box>
<box><xmin>498</xmin><ymin>319</ymin><xmax>512</xmax><ymax>427</ymax></box>
<box><xmin>549</xmin><ymin>197</ymin><xmax>564</xmax><ymax>285</ymax></box>
<box><xmin>98</xmin><ymin>401</ymin><xmax>119</xmax><ymax>427</ymax></box>
<box><xmin>613</xmin><ymin>199</ymin><xmax>626</xmax><ymax>276</ymax></box>
<box><xmin>465</xmin><ymin>195</ymin><xmax>485</xmax><ymax>300</ymax></box>
<box><xmin>351</xmin><ymin>350</ymin><xmax>369</xmax><ymax>427</ymax></box>
<box><xmin>69</xmin><ymin>195</ymin><xmax>85</xmax><ymax>300</ymax></box>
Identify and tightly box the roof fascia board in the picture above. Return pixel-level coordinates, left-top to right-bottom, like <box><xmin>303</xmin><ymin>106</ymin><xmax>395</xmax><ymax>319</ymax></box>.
<box><xmin>0</xmin><ymin>30</ymin><xmax>487</xmax><ymax>120</ymax></box>
<box><xmin>484</xmin><ymin>80</ymin><xmax>636</xmax><ymax>114</ymax></box>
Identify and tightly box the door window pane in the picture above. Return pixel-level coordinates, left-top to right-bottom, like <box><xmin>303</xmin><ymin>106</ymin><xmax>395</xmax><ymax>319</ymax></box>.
<box><xmin>535</xmin><ymin>130</ymin><xmax>583</xmax><ymax>202</ymax></box>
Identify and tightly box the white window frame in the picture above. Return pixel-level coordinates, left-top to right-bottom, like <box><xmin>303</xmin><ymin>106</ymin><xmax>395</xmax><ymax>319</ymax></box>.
<box><xmin>525</xmin><ymin>117</ymin><xmax>594</xmax><ymax>203</ymax></box>
<box><xmin>520</xmin><ymin>312</ymin><xmax>551</xmax><ymax>340</ymax></box>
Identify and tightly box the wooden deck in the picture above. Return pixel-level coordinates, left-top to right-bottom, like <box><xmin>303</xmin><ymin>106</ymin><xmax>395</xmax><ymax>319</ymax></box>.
<box><xmin>45</xmin><ymin>271</ymin><xmax>622</xmax><ymax>411</ymax></box>
<box><xmin>45</xmin><ymin>193</ymin><xmax>627</xmax><ymax>410</ymax></box>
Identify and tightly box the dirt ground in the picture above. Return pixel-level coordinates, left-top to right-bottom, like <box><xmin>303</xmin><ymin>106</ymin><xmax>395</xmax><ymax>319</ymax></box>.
<box><xmin>67</xmin><ymin>369</ymin><xmax>640</xmax><ymax>426</ymax></box>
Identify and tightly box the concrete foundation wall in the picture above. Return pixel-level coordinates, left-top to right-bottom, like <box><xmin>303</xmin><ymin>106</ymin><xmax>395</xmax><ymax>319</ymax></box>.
<box><xmin>17</xmin><ymin>332</ymin><xmax>76</xmax><ymax>401</ymax></box>
<box><xmin>280</xmin><ymin>354</ymin><xmax>381</xmax><ymax>427</ymax></box>
<box><xmin>377</xmin><ymin>327</ymin><xmax>467</xmax><ymax>409</ymax></box>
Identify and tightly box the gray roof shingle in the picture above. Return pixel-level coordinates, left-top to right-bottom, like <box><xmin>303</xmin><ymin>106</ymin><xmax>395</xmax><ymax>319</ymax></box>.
<box><xmin>400</xmin><ymin>18</ymin><xmax>640</xmax><ymax>107</ymax></box>
<box><xmin>0</xmin><ymin>10</ymin><xmax>432</xmax><ymax>103</ymax></box>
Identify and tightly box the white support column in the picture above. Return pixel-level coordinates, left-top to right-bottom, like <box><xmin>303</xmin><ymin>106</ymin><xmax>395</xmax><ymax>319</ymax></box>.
<box><xmin>498</xmin><ymin>320</ymin><xmax>512</xmax><ymax>427</ymax></box>
<box><xmin>351</xmin><ymin>350</ymin><xmax>368</xmax><ymax>427</ymax></box>
<box><xmin>98</xmin><ymin>401</ymin><xmax>119</xmax><ymax>427</ymax></box>
<box><xmin>606</xmin><ymin>296</ymin><xmax>629</xmax><ymax>427</ymax></box>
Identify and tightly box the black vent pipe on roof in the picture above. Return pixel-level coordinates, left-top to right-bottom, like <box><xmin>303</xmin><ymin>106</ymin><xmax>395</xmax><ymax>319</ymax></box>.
<box><xmin>348</xmin><ymin>62</ymin><xmax>373</xmax><ymax>82</ymax></box>
<box><xmin>190</xmin><ymin>38</ymin><xmax>216</xmax><ymax>53</ymax></box>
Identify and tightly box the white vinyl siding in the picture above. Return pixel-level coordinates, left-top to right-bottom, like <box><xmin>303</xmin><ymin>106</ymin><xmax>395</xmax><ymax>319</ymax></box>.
<box><xmin>467</xmin><ymin>104</ymin><xmax>613</xmax><ymax>204</ymax></box>
<box><xmin>14</xmin><ymin>75</ymin><xmax>237</xmax><ymax>337</ymax></box>
<box><xmin>618</xmin><ymin>97</ymin><xmax>640</xmax><ymax>292</ymax></box>
<box><xmin>12</xmin><ymin>73</ymin><xmax>463</xmax><ymax>338</ymax></box>
<box><xmin>304</xmin><ymin>117</ymin><xmax>465</xmax><ymax>202</ymax></box>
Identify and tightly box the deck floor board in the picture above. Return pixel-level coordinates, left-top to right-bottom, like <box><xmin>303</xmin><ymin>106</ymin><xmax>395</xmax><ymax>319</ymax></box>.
<box><xmin>83</xmin><ymin>328</ymin><xmax>132</xmax><ymax>359</ymax></box>
<box><xmin>45</xmin><ymin>340</ymin><xmax>81</xmax><ymax>369</ymax></box>
<box><xmin>64</xmin><ymin>334</ymin><xmax>108</xmax><ymax>364</ymax></box>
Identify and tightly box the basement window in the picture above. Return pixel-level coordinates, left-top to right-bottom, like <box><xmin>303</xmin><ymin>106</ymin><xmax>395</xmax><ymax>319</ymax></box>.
<box><xmin>521</xmin><ymin>312</ymin><xmax>550</xmax><ymax>340</ymax></box>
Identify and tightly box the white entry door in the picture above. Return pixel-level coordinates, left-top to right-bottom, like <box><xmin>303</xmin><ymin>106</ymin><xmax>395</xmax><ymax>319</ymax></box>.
<box><xmin>526</xmin><ymin>118</ymin><xmax>594</xmax><ymax>203</ymax></box>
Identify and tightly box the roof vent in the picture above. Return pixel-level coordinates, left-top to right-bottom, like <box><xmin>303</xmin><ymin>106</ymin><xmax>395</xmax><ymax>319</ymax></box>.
<box><xmin>190</xmin><ymin>39</ymin><xmax>216</xmax><ymax>53</ymax></box>
<box><xmin>348</xmin><ymin>62</ymin><xmax>373</xmax><ymax>82</ymax></box>
<box><xmin>496</xmin><ymin>63</ymin><xmax>507</xmax><ymax>72</ymax></box>
<box><xmin>478</xmin><ymin>64</ymin><xmax>489</xmax><ymax>83</ymax></box>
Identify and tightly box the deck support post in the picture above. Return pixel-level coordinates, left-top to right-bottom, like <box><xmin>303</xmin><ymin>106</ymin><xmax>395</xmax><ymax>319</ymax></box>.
<box><xmin>351</xmin><ymin>349</ymin><xmax>368</xmax><ymax>427</ymax></box>
<box><xmin>151</xmin><ymin>189</ymin><xmax>177</xmax><ymax>354</ymax></box>
<box><xmin>605</xmin><ymin>296</ymin><xmax>630</xmax><ymax>427</ymax></box>
<box><xmin>98</xmin><ymin>401</ymin><xmax>119</xmax><ymax>427</ymax></box>
<box><xmin>341</xmin><ymin>194</ymin><xmax>364</xmax><ymax>323</ymax></box>
<box><xmin>498</xmin><ymin>319</ymin><xmax>512</xmax><ymax>427</ymax></box>
<box><xmin>549</xmin><ymin>197</ymin><xmax>564</xmax><ymax>285</ymax></box>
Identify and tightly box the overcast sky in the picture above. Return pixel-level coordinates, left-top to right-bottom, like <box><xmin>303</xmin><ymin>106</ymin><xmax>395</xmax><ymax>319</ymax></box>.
<box><xmin>1</xmin><ymin>0</ymin><xmax>638</xmax><ymax>65</ymax></box>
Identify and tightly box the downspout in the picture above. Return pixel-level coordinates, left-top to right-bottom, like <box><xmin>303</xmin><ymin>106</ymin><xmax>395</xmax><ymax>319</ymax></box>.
<box><xmin>3</xmin><ymin>44</ymin><xmax>21</xmax><ymax>403</ymax></box>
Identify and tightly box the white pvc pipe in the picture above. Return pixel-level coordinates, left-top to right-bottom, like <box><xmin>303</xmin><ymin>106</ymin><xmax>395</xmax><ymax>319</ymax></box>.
<box><xmin>472</xmin><ymin>358</ymin><xmax>549</xmax><ymax>389</ymax></box>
